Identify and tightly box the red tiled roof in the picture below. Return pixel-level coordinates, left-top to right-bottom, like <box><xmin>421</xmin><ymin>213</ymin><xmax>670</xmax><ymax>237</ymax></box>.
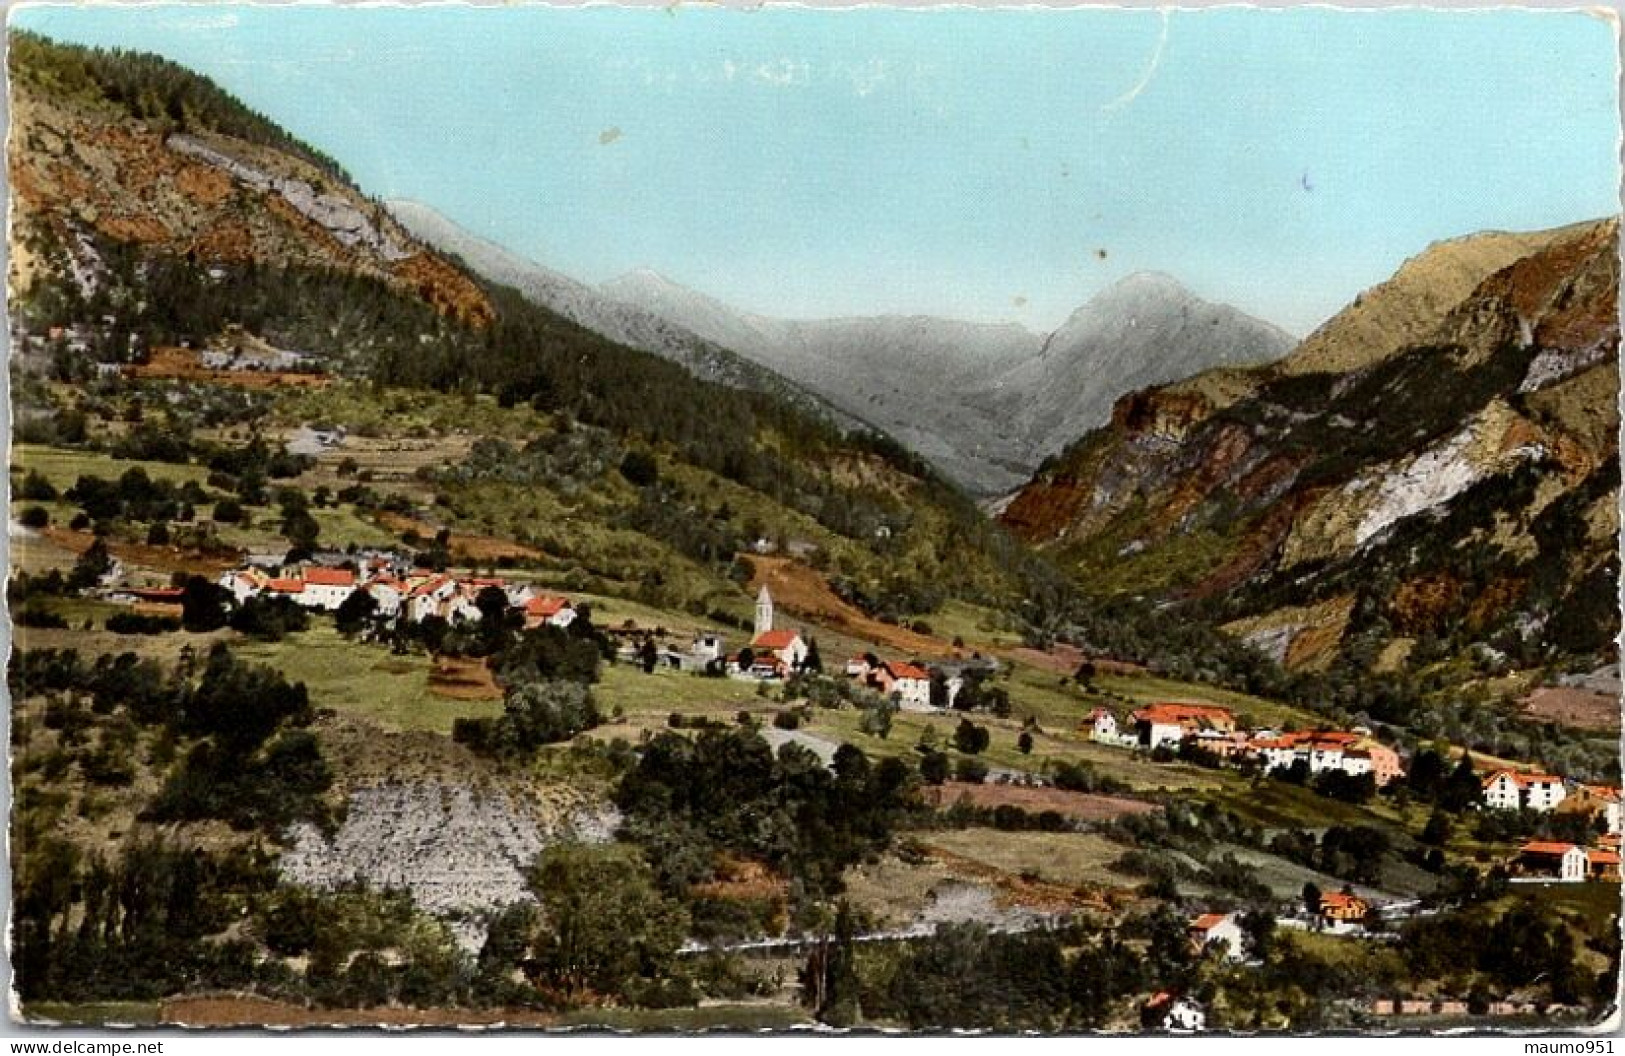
<box><xmin>526</xmin><ymin>596</ymin><xmax>571</xmax><ymax>617</ymax></box>
<box><xmin>303</xmin><ymin>567</ymin><xmax>356</xmax><ymax>587</ymax></box>
<box><xmin>1584</xmin><ymin>785</ymin><xmax>1621</xmax><ymax>802</ymax></box>
<box><xmin>1320</xmin><ymin>892</ymin><xmax>1367</xmax><ymax>911</ymax></box>
<box><xmin>751</xmin><ymin>630</ymin><xmax>801</xmax><ymax>650</ymax></box>
<box><xmin>1132</xmin><ymin>703</ymin><xmax>1234</xmax><ymax>724</ymax></box>
<box><xmin>1520</xmin><ymin>841</ymin><xmax>1579</xmax><ymax>856</ymax></box>
<box><xmin>1190</xmin><ymin>913</ymin><xmax>1227</xmax><ymax>931</ymax></box>
<box><xmin>265</xmin><ymin>578</ymin><xmax>304</xmax><ymax>593</ymax></box>
<box><xmin>1587</xmin><ymin>849</ymin><xmax>1620</xmax><ymax>865</ymax></box>
<box><xmin>887</xmin><ymin>662</ymin><xmax>930</xmax><ymax>681</ymax></box>
<box><xmin>1484</xmin><ymin>770</ymin><xmax>1563</xmax><ymax>790</ymax></box>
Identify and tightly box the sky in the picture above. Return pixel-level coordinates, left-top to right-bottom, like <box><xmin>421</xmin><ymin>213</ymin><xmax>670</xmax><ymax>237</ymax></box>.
<box><xmin>10</xmin><ymin>3</ymin><xmax>1621</xmax><ymax>335</ymax></box>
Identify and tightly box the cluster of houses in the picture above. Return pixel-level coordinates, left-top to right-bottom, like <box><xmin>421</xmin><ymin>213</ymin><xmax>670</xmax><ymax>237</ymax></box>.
<box><xmin>1082</xmin><ymin>702</ymin><xmax>1407</xmax><ymax>788</ymax></box>
<box><xmin>213</xmin><ymin>556</ymin><xmax>580</xmax><ymax>630</ymax></box>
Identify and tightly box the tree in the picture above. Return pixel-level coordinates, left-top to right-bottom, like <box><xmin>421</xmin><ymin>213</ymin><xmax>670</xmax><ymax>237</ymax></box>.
<box><xmin>802</xmin><ymin>638</ymin><xmax>823</xmax><ymax>674</ymax></box>
<box><xmin>1421</xmin><ymin>810</ymin><xmax>1453</xmax><ymax>847</ymax></box>
<box><xmin>639</xmin><ymin>637</ymin><xmax>659</xmax><ymax>674</ymax></box>
<box><xmin>527</xmin><ymin>842</ymin><xmax>688</xmax><ymax>1002</ymax></box>
<box><xmin>334</xmin><ymin>588</ymin><xmax>379</xmax><ymax>636</ymax></box>
<box><xmin>955</xmin><ymin>756</ymin><xmax>989</xmax><ymax>784</ymax></box>
<box><xmin>1238</xmin><ymin>909</ymin><xmax>1276</xmax><ymax>961</ymax></box>
<box><xmin>802</xmin><ymin>900</ymin><xmax>859</xmax><ymax>1026</ymax></box>
<box><xmin>953</xmin><ymin>718</ymin><xmax>989</xmax><ymax>755</ymax></box>
<box><xmin>1440</xmin><ymin>754</ymin><xmax>1484</xmax><ymax>813</ymax></box>
<box><xmin>67</xmin><ymin>539</ymin><xmax>114</xmax><ymax>592</ymax></box>
<box><xmin>495</xmin><ymin>679</ymin><xmax>601</xmax><ymax>752</ymax></box>
<box><xmin>1017</xmin><ymin>731</ymin><xmax>1034</xmax><ymax>755</ymax></box>
<box><xmin>18</xmin><ymin>506</ymin><xmax>50</xmax><ymax>529</ymax></box>
<box><xmin>618</xmin><ymin>450</ymin><xmax>659</xmax><ymax>488</ymax></box>
<box><xmin>180</xmin><ymin>575</ymin><xmax>230</xmax><ymax>632</ymax></box>
<box><xmin>211</xmin><ymin>498</ymin><xmax>243</xmax><ymax>523</ymax></box>
<box><xmin>920</xmin><ymin>750</ymin><xmax>950</xmax><ymax>786</ymax></box>
<box><xmin>1302</xmin><ymin>882</ymin><xmax>1322</xmax><ymax>919</ymax></box>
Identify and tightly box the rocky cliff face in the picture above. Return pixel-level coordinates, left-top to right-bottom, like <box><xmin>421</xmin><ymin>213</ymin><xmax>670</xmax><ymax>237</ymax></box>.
<box><xmin>1002</xmin><ymin>219</ymin><xmax>1620</xmax><ymax>675</ymax></box>
<box><xmin>281</xmin><ymin>779</ymin><xmax>619</xmax><ymax>950</ymax></box>
<box><xmin>8</xmin><ymin>66</ymin><xmax>492</xmax><ymax>325</ymax></box>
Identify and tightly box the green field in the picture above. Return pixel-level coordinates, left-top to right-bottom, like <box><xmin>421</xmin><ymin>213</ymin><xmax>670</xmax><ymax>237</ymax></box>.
<box><xmin>597</xmin><ymin>662</ymin><xmax>770</xmax><ymax>728</ymax></box>
<box><xmin>12</xmin><ymin>443</ymin><xmax>210</xmax><ymax>489</ymax></box>
<box><xmin>234</xmin><ymin>624</ymin><xmax>502</xmax><ymax>735</ymax></box>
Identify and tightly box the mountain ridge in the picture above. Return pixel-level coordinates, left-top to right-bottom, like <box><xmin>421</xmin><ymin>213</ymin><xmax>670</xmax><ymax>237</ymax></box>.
<box><xmin>1000</xmin><ymin>216</ymin><xmax>1620</xmax><ymax>687</ymax></box>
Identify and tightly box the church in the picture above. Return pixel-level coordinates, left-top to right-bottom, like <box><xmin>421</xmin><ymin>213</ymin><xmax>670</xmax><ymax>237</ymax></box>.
<box><xmin>744</xmin><ymin>585</ymin><xmax>809</xmax><ymax>674</ymax></box>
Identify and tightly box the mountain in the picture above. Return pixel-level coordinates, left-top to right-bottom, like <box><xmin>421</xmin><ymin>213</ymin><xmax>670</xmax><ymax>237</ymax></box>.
<box><xmin>386</xmin><ymin>200</ymin><xmax>854</xmax><ymax>426</ymax></box>
<box><xmin>602</xmin><ymin>268</ymin><xmax>1293</xmax><ymax>496</ymax></box>
<box><xmin>6</xmin><ymin>33</ymin><xmax>491</xmax><ymax>327</ymax></box>
<box><xmin>1001</xmin><ymin>218</ymin><xmax>1619</xmax><ymax>683</ymax></box>
<box><xmin>964</xmin><ymin>272</ymin><xmax>1296</xmax><ymax>465</ymax></box>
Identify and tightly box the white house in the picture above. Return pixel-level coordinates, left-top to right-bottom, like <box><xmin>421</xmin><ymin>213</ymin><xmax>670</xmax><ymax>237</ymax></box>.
<box><xmin>299</xmin><ymin>567</ymin><xmax>357</xmax><ymax>611</ymax></box>
<box><xmin>879</xmin><ymin>662</ymin><xmax>933</xmax><ymax>711</ymax></box>
<box><xmin>1086</xmin><ymin>708</ymin><xmax>1119</xmax><ymax>742</ymax></box>
<box><xmin>407</xmin><ymin>576</ymin><xmax>458</xmax><ymax>622</ymax></box>
<box><xmin>1189</xmin><ymin>912</ymin><xmax>1247</xmax><ymax>962</ymax></box>
<box><xmin>364</xmin><ymin>578</ymin><xmax>404</xmax><ymax>618</ymax></box>
<box><xmin>1158</xmin><ymin>997</ymin><xmax>1206</xmax><ymax>1033</ymax></box>
<box><xmin>524</xmin><ymin>595</ymin><xmax>576</xmax><ymax>629</ymax></box>
<box><xmin>1516</xmin><ymin>841</ymin><xmax>1588</xmax><ymax>883</ymax></box>
<box><xmin>1483</xmin><ymin>770</ymin><xmax>1568</xmax><ymax>813</ymax></box>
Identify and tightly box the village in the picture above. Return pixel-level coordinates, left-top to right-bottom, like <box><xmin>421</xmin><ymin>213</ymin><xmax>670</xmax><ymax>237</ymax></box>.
<box><xmin>112</xmin><ymin>551</ymin><xmax>1619</xmax><ymax>915</ymax></box>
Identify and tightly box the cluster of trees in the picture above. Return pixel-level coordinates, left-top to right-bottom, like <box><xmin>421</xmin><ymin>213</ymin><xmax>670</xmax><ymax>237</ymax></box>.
<box><xmin>616</xmin><ymin>728</ymin><xmax>914</xmax><ymax>914</ymax></box>
<box><xmin>1270</xmin><ymin>825</ymin><xmax>1391</xmax><ymax>887</ymax></box>
<box><xmin>12</xmin><ymin>837</ymin><xmax>282</xmax><ymax>1003</ymax></box>
<box><xmin>809</xmin><ymin>913</ymin><xmax>1180</xmax><ymax>1030</ymax></box>
<box><xmin>12</xmin><ymin>642</ymin><xmax>331</xmax><ymax>833</ymax></box>
<box><xmin>449</xmin><ymin>618</ymin><xmax>608</xmax><ymax>756</ymax></box>
<box><xmin>1400</xmin><ymin>899</ymin><xmax>1597</xmax><ymax>1005</ymax></box>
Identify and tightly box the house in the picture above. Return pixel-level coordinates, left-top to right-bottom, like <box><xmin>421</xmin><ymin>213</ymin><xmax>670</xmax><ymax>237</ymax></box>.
<box><xmin>1586</xmin><ymin>848</ymin><xmax>1620</xmax><ymax>882</ymax></box>
<box><xmin>299</xmin><ymin>566</ymin><xmax>357</xmax><ymax>610</ymax></box>
<box><xmin>874</xmin><ymin>661</ymin><xmax>933</xmax><ymax>711</ymax></box>
<box><xmin>1188</xmin><ymin>912</ymin><xmax>1246</xmax><ymax>962</ymax></box>
<box><xmin>1567</xmin><ymin>785</ymin><xmax>1623</xmax><ymax>835</ymax></box>
<box><xmin>363</xmin><ymin>577</ymin><xmax>404</xmax><ymax>618</ymax></box>
<box><xmin>1143</xmin><ymin>992</ymin><xmax>1205</xmax><ymax>1032</ymax></box>
<box><xmin>1131</xmin><ymin>703</ymin><xmax>1235</xmax><ymax>750</ymax></box>
<box><xmin>691</xmin><ymin>633</ymin><xmax>726</xmax><ymax>666</ymax></box>
<box><xmin>524</xmin><ymin>595</ymin><xmax>576</xmax><ymax>630</ymax></box>
<box><xmin>264</xmin><ymin>576</ymin><xmax>307</xmax><ymax>602</ymax></box>
<box><xmin>406</xmin><ymin>575</ymin><xmax>457</xmax><ymax>622</ymax></box>
<box><xmin>1317</xmin><ymin>891</ymin><xmax>1370</xmax><ymax>933</ymax></box>
<box><xmin>1084</xmin><ymin>708</ymin><xmax>1119</xmax><ymax>742</ymax></box>
<box><xmin>1515</xmin><ymin>841</ymin><xmax>1588</xmax><ymax>883</ymax></box>
<box><xmin>1361</xmin><ymin>741</ymin><xmax>1406</xmax><ymax>786</ymax></box>
<box><xmin>1482</xmin><ymin>770</ymin><xmax>1567</xmax><ymax>813</ymax></box>
<box><xmin>218</xmin><ymin>569</ymin><xmax>267</xmax><ymax>604</ymax></box>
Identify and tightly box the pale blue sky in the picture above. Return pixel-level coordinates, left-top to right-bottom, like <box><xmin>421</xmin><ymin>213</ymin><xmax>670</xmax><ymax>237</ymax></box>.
<box><xmin>11</xmin><ymin>4</ymin><xmax>1621</xmax><ymax>334</ymax></box>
